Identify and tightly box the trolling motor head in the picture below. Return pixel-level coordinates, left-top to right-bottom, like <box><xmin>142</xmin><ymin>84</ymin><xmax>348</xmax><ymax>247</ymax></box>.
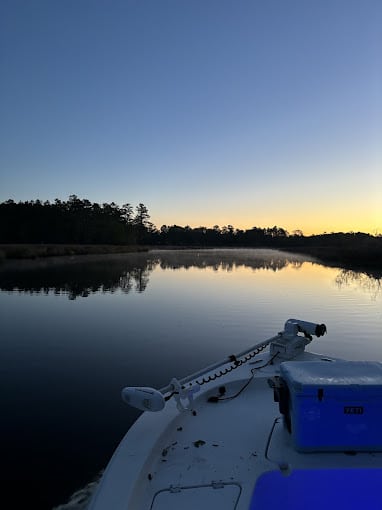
<box><xmin>284</xmin><ymin>319</ymin><xmax>327</xmax><ymax>339</ymax></box>
<box><xmin>270</xmin><ymin>319</ymin><xmax>327</xmax><ymax>359</ymax></box>
<box><xmin>121</xmin><ymin>387</ymin><xmax>165</xmax><ymax>412</ymax></box>
<box><xmin>121</xmin><ymin>378</ymin><xmax>200</xmax><ymax>412</ymax></box>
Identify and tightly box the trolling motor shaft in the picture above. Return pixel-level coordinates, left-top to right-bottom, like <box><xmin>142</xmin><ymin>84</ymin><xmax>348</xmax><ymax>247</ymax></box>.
<box><xmin>121</xmin><ymin>318</ymin><xmax>327</xmax><ymax>411</ymax></box>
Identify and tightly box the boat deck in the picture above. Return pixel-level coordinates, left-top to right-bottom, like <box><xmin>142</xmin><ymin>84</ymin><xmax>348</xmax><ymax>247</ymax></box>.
<box><xmin>90</xmin><ymin>351</ymin><xmax>382</xmax><ymax>510</ymax></box>
<box><xmin>124</xmin><ymin>371</ymin><xmax>276</xmax><ymax>509</ymax></box>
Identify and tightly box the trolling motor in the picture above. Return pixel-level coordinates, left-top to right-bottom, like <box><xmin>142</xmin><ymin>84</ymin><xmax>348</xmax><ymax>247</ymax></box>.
<box><xmin>121</xmin><ymin>318</ymin><xmax>327</xmax><ymax>411</ymax></box>
<box><xmin>121</xmin><ymin>379</ymin><xmax>200</xmax><ymax>413</ymax></box>
<box><xmin>121</xmin><ymin>387</ymin><xmax>166</xmax><ymax>412</ymax></box>
<box><xmin>270</xmin><ymin>319</ymin><xmax>327</xmax><ymax>359</ymax></box>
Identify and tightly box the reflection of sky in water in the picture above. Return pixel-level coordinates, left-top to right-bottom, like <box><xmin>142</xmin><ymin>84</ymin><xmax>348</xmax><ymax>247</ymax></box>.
<box><xmin>146</xmin><ymin>261</ymin><xmax>381</xmax><ymax>361</ymax></box>
<box><xmin>0</xmin><ymin>249</ymin><xmax>381</xmax><ymax>509</ymax></box>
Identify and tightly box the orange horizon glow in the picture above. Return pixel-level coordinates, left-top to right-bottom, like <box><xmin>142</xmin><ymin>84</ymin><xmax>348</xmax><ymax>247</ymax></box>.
<box><xmin>150</xmin><ymin>189</ymin><xmax>381</xmax><ymax>237</ymax></box>
<box><xmin>151</xmin><ymin>215</ymin><xmax>381</xmax><ymax>237</ymax></box>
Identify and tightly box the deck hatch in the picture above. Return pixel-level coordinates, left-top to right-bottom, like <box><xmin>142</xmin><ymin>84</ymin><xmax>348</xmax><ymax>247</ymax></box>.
<box><xmin>151</xmin><ymin>482</ymin><xmax>241</xmax><ymax>510</ymax></box>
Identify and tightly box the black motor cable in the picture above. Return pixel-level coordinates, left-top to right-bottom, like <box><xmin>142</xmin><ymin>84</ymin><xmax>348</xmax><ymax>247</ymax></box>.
<box><xmin>195</xmin><ymin>342</ymin><xmax>269</xmax><ymax>386</ymax></box>
<box><xmin>208</xmin><ymin>351</ymin><xmax>280</xmax><ymax>403</ymax></box>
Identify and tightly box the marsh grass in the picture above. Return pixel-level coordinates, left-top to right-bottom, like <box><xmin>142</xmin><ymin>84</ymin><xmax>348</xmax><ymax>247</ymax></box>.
<box><xmin>0</xmin><ymin>244</ymin><xmax>148</xmax><ymax>261</ymax></box>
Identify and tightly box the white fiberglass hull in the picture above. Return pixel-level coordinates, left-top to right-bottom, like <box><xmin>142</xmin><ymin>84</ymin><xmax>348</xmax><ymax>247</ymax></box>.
<box><xmin>88</xmin><ymin>322</ymin><xmax>382</xmax><ymax>510</ymax></box>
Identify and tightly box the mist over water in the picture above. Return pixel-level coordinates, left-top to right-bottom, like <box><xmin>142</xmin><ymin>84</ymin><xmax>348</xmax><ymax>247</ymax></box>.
<box><xmin>0</xmin><ymin>249</ymin><xmax>381</xmax><ymax>509</ymax></box>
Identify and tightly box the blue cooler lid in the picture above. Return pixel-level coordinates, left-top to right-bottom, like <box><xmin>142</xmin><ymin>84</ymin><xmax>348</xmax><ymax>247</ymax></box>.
<box><xmin>280</xmin><ymin>361</ymin><xmax>382</xmax><ymax>396</ymax></box>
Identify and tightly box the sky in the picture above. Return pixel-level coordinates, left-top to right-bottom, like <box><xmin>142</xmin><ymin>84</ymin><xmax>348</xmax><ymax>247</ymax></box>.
<box><xmin>1</xmin><ymin>0</ymin><xmax>381</xmax><ymax>235</ymax></box>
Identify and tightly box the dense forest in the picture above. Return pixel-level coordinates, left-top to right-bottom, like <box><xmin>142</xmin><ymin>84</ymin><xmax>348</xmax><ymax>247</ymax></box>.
<box><xmin>0</xmin><ymin>196</ymin><xmax>295</xmax><ymax>245</ymax></box>
<box><xmin>1</xmin><ymin>196</ymin><xmax>381</xmax><ymax>269</ymax></box>
<box><xmin>0</xmin><ymin>196</ymin><xmax>153</xmax><ymax>244</ymax></box>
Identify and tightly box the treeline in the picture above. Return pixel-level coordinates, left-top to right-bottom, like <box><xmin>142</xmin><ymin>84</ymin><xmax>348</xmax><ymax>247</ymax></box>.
<box><xmin>0</xmin><ymin>196</ymin><xmax>295</xmax><ymax>246</ymax></box>
<box><xmin>1</xmin><ymin>197</ymin><xmax>381</xmax><ymax>269</ymax></box>
<box><xmin>156</xmin><ymin>224</ymin><xmax>291</xmax><ymax>246</ymax></box>
<box><xmin>0</xmin><ymin>196</ymin><xmax>153</xmax><ymax>244</ymax></box>
<box><xmin>157</xmin><ymin>225</ymin><xmax>382</xmax><ymax>269</ymax></box>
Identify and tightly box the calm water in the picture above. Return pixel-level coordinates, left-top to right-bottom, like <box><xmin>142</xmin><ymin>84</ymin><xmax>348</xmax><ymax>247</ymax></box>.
<box><xmin>0</xmin><ymin>249</ymin><xmax>381</xmax><ymax>509</ymax></box>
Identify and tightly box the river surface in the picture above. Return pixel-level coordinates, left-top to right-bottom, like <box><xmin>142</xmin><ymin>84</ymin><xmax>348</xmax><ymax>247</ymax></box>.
<box><xmin>0</xmin><ymin>249</ymin><xmax>381</xmax><ymax>509</ymax></box>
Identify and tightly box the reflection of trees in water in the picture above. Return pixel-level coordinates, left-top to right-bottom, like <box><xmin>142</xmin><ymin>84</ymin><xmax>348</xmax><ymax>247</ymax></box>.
<box><xmin>2</xmin><ymin>251</ymin><xmax>380</xmax><ymax>300</ymax></box>
<box><xmin>154</xmin><ymin>249</ymin><xmax>307</xmax><ymax>273</ymax></box>
<box><xmin>335</xmin><ymin>269</ymin><xmax>382</xmax><ymax>300</ymax></box>
<box><xmin>0</xmin><ymin>249</ymin><xmax>310</xmax><ymax>299</ymax></box>
<box><xmin>0</xmin><ymin>253</ymin><xmax>157</xmax><ymax>300</ymax></box>
<box><xmin>1</xmin><ymin>267</ymin><xmax>153</xmax><ymax>300</ymax></box>
<box><xmin>119</xmin><ymin>267</ymin><xmax>152</xmax><ymax>294</ymax></box>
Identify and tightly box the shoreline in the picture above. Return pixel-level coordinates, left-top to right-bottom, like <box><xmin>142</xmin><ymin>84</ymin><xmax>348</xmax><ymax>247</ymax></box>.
<box><xmin>278</xmin><ymin>245</ymin><xmax>382</xmax><ymax>276</ymax></box>
<box><xmin>0</xmin><ymin>243</ymin><xmax>148</xmax><ymax>261</ymax></box>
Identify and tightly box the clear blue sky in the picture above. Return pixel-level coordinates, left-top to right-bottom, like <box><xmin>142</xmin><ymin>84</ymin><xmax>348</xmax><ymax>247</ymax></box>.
<box><xmin>1</xmin><ymin>0</ymin><xmax>381</xmax><ymax>234</ymax></box>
